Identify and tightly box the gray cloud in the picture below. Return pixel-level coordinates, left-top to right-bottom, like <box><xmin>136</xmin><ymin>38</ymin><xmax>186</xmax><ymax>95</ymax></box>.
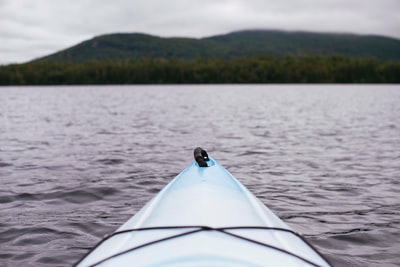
<box><xmin>1</xmin><ymin>0</ymin><xmax>399</xmax><ymax>64</ymax></box>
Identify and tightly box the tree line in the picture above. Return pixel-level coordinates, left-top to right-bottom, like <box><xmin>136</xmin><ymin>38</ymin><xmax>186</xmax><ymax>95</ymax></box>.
<box><xmin>0</xmin><ymin>56</ymin><xmax>399</xmax><ymax>85</ymax></box>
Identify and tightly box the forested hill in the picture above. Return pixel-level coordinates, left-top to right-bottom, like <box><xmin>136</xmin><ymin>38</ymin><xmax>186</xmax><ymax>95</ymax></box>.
<box><xmin>34</xmin><ymin>30</ymin><xmax>400</xmax><ymax>62</ymax></box>
<box><xmin>3</xmin><ymin>30</ymin><xmax>399</xmax><ymax>84</ymax></box>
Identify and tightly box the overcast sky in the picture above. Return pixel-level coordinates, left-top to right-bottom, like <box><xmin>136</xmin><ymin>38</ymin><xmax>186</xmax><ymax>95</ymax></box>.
<box><xmin>1</xmin><ymin>0</ymin><xmax>399</xmax><ymax>65</ymax></box>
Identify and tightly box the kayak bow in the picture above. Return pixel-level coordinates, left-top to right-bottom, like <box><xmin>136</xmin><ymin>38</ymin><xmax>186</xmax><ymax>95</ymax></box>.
<box><xmin>76</xmin><ymin>148</ymin><xmax>331</xmax><ymax>267</ymax></box>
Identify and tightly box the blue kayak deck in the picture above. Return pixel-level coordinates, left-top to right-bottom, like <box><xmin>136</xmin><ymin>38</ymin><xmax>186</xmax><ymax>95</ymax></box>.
<box><xmin>77</xmin><ymin>158</ymin><xmax>331</xmax><ymax>267</ymax></box>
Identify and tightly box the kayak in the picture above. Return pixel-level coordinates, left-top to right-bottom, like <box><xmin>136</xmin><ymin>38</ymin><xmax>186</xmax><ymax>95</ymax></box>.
<box><xmin>76</xmin><ymin>148</ymin><xmax>331</xmax><ymax>267</ymax></box>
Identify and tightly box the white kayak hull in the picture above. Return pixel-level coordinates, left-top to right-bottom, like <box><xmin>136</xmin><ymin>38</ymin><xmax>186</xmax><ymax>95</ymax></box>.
<box><xmin>76</xmin><ymin>153</ymin><xmax>331</xmax><ymax>267</ymax></box>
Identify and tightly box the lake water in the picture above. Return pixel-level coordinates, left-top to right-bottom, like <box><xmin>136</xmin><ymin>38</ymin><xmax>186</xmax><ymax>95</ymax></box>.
<box><xmin>0</xmin><ymin>85</ymin><xmax>399</xmax><ymax>266</ymax></box>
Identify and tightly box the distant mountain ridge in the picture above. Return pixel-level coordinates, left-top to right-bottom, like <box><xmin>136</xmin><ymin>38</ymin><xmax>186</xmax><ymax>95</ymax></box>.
<box><xmin>34</xmin><ymin>30</ymin><xmax>400</xmax><ymax>62</ymax></box>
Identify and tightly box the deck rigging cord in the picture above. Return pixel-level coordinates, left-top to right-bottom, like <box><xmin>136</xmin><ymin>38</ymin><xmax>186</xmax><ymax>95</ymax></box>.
<box><xmin>75</xmin><ymin>225</ymin><xmax>331</xmax><ymax>267</ymax></box>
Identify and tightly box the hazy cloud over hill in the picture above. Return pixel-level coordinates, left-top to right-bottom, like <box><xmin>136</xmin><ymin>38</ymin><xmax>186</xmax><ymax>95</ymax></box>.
<box><xmin>1</xmin><ymin>0</ymin><xmax>399</xmax><ymax>64</ymax></box>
